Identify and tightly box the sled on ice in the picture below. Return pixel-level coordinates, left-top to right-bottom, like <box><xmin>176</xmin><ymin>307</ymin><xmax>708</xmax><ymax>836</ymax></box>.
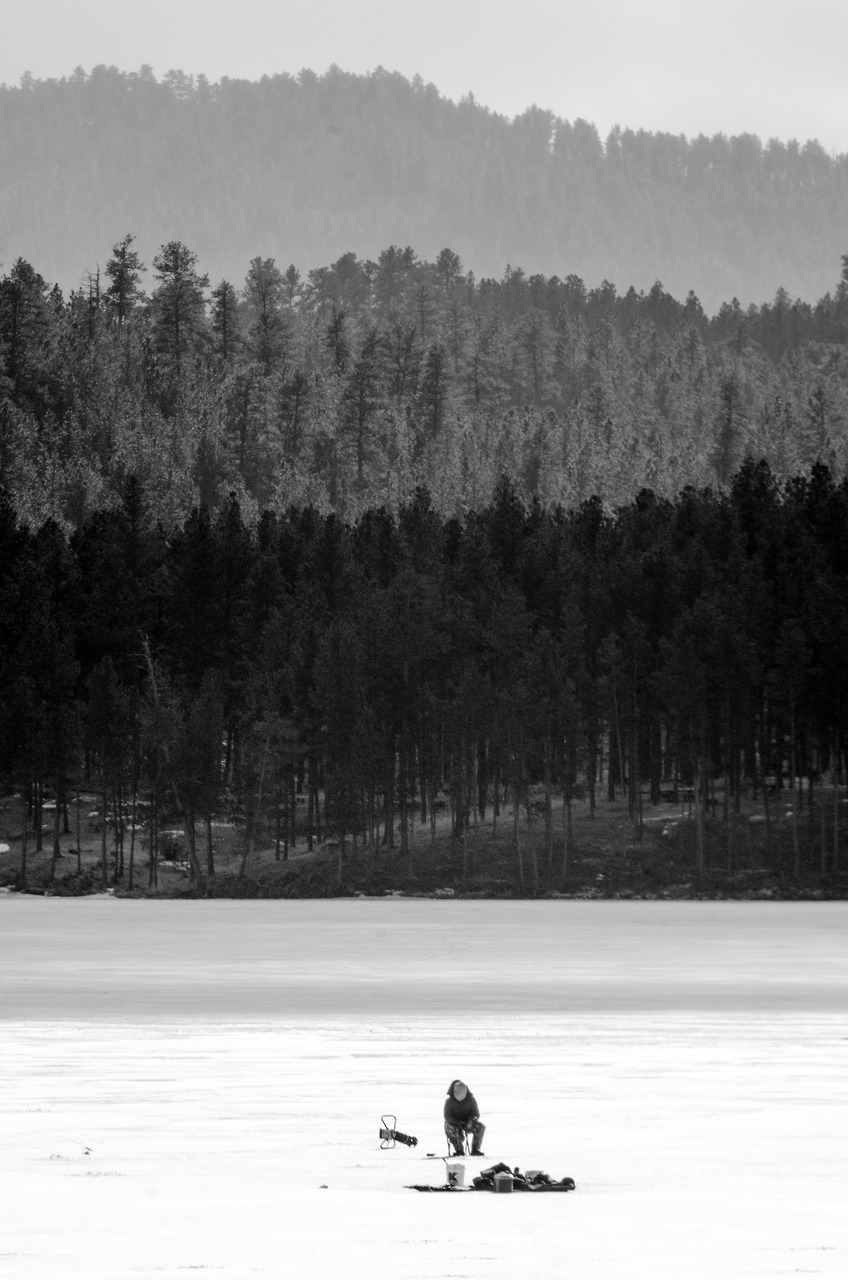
<box><xmin>408</xmin><ymin>1162</ymin><xmax>576</xmax><ymax>1192</ymax></box>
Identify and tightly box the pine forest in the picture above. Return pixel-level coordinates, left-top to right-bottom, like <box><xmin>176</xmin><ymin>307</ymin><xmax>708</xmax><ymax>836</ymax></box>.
<box><xmin>2</xmin><ymin>72</ymin><xmax>848</xmax><ymax>900</ymax></box>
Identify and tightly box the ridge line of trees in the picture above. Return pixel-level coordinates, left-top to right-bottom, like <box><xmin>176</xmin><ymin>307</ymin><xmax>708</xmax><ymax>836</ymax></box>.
<box><xmin>2</xmin><ymin>238</ymin><xmax>848</xmax><ymax>533</ymax></box>
<box><xmin>2</xmin><ymin>65</ymin><xmax>848</xmax><ymax>307</ymax></box>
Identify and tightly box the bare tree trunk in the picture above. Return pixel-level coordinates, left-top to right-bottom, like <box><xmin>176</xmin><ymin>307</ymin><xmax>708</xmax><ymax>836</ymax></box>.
<box><xmin>513</xmin><ymin>773</ymin><xmax>525</xmax><ymax>891</ymax></box>
<box><xmin>307</xmin><ymin>759</ymin><xmax>316</xmax><ymax>851</ymax></box>
<box><xmin>400</xmin><ymin>743</ymin><xmax>410</xmax><ymax>864</ymax></box>
<box><xmin>49</xmin><ymin>789</ymin><xmax>62</xmax><ymax>884</ymax></box>
<box><xmin>790</xmin><ymin>700</ymin><xmax>800</xmax><ymax>876</ymax></box>
<box><xmin>384</xmin><ymin>747</ymin><xmax>395</xmax><ymax>849</ymax></box>
<box><xmin>206</xmin><ymin>809</ymin><xmax>215</xmax><ymax>879</ymax></box>
<box><xmin>185</xmin><ymin>799</ymin><xmax>204</xmax><ymax>886</ymax></box>
<box><xmin>834</xmin><ymin>745</ymin><xmax>842</xmax><ymax>873</ymax></box>
<box><xmin>527</xmin><ymin>773</ymin><xmax>539</xmax><ymax>894</ymax></box>
<box><xmin>544</xmin><ymin>743</ymin><xmax>553</xmax><ymax>875</ymax></box>
<box><xmin>19</xmin><ymin>779</ymin><xmax>29</xmax><ymax>890</ymax></box>
<box><xmin>240</xmin><ymin>735</ymin><xmax>269</xmax><ymax>879</ymax></box>
<box><xmin>694</xmin><ymin>756</ymin><xmax>705</xmax><ymax>879</ymax></box>
<box><xmin>561</xmin><ymin>754</ymin><xmax>572</xmax><ymax>880</ymax></box>
<box><xmin>128</xmin><ymin>786</ymin><xmax>137</xmax><ymax>890</ymax></box>
<box><xmin>314</xmin><ymin>759</ymin><xmax>323</xmax><ymax>844</ymax></box>
<box><xmin>612</xmin><ymin>684</ymin><xmax>625</xmax><ymax>808</ymax></box>
<box><xmin>419</xmin><ymin>750</ymin><xmax>428</xmax><ymax>826</ymax></box>
<box><xmin>75</xmin><ymin>790</ymin><xmax>82</xmax><ymax>876</ymax></box>
<box><xmin>368</xmin><ymin>784</ymin><xmax>376</xmax><ymax>874</ymax></box>
<box><xmin>492</xmin><ymin>754</ymin><xmax>500</xmax><ymax>835</ymax></box>
<box><xmin>407</xmin><ymin>755</ymin><xmax>416</xmax><ymax>881</ymax></box>
<box><xmin>223</xmin><ymin>725</ymin><xmax>234</xmax><ymax>788</ymax></box>
<box><xmin>457</xmin><ymin>734</ymin><xmax>468</xmax><ymax>881</ymax></box>
<box><xmin>101</xmin><ymin>787</ymin><xmax>109</xmax><ymax>887</ymax></box>
<box><xmin>34</xmin><ymin>780</ymin><xmax>43</xmax><ymax>853</ymax></box>
<box><xmin>148</xmin><ymin>791</ymin><xmax>159</xmax><ymax>889</ymax></box>
<box><xmin>115</xmin><ymin>781</ymin><xmax>125</xmax><ymax>882</ymax></box>
<box><xmin>289</xmin><ymin>769</ymin><xmax>297</xmax><ymax>851</ymax></box>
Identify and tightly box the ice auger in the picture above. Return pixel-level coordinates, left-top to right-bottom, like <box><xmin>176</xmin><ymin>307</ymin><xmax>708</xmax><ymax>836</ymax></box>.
<box><xmin>379</xmin><ymin>1114</ymin><xmax>418</xmax><ymax>1148</ymax></box>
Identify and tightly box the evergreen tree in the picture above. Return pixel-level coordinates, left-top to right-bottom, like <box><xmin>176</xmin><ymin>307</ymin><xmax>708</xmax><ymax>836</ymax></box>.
<box><xmin>104</xmin><ymin>233</ymin><xmax>145</xmax><ymax>330</ymax></box>
<box><xmin>150</xmin><ymin>240</ymin><xmax>209</xmax><ymax>395</ymax></box>
<box><xmin>243</xmin><ymin>257</ymin><xmax>287</xmax><ymax>374</ymax></box>
<box><xmin>210</xmin><ymin>280</ymin><xmax>240</xmax><ymax>362</ymax></box>
<box><xmin>0</xmin><ymin>258</ymin><xmax>55</xmax><ymax>415</ymax></box>
<box><xmin>343</xmin><ymin>327</ymin><xmax>384</xmax><ymax>485</ymax></box>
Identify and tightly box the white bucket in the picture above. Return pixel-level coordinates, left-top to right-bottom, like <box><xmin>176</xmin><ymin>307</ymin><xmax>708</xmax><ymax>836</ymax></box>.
<box><xmin>446</xmin><ymin>1161</ymin><xmax>466</xmax><ymax>1188</ymax></box>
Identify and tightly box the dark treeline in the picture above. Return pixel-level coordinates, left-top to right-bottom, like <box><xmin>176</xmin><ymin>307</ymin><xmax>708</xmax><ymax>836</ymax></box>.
<box><xmin>2</xmin><ymin>238</ymin><xmax>848</xmax><ymax>533</ymax></box>
<box><xmin>2</xmin><ymin>66</ymin><xmax>848</xmax><ymax>309</ymax></box>
<box><xmin>2</xmin><ymin>461</ymin><xmax>847</xmax><ymax>892</ymax></box>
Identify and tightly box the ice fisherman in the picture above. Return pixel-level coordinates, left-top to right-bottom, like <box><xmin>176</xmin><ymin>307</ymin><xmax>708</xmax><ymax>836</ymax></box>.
<box><xmin>444</xmin><ymin>1079</ymin><xmax>486</xmax><ymax>1156</ymax></box>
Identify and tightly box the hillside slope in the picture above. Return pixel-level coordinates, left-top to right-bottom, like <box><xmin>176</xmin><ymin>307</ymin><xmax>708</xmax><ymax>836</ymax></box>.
<box><xmin>1</xmin><ymin>65</ymin><xmax>846</xmax><ymax>310</ymax></box>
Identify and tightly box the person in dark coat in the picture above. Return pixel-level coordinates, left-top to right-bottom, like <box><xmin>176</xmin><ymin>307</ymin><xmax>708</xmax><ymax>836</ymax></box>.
<box><xmin>443</xmin><ymin>1079</ymin><xmax>486</xmax><ymax>1156</ymax></box>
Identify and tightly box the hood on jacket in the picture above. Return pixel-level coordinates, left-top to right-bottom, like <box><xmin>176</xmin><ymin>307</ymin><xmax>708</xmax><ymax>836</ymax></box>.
<box><xmin>447</xmin><ymin>1079</ymin><xmax>468</xmax><ymax>1100</ymax></box>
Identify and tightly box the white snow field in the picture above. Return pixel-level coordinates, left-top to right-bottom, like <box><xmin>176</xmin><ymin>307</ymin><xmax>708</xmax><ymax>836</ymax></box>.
<box><xmin>1</xmin><ymin>899</ymin><xmax>846</xmax><ymax>1280</ymax></box>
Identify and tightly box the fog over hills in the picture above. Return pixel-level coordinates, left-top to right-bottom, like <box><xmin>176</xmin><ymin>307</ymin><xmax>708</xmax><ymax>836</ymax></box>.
<box><xmin>1</xmin><ymin>64</ymin><xmax>847</xmax><ymax>311</ymax></box>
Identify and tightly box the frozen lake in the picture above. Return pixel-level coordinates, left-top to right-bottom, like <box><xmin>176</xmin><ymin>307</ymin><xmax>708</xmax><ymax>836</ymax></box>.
<box><xmin>1</xmin><ymin>898</ymin><xmax>846</xmax><ymax>1279</ymax></box>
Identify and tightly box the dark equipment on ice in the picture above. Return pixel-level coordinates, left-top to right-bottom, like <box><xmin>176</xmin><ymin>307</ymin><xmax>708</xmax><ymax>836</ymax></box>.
<box><xmin>407</xmin><ymin>1162</ymin><xmax>577</xmax><ymax>1192</ymax></box>
<box><xmin>471</xmin><ymin>1162</ymin><xmax>576</xmax><ymax>1192</ymax></box>
<box><xmin>379</xmin><ymin>1114</ymin><xmax>418</xmax><ymax>1148</ymax></box>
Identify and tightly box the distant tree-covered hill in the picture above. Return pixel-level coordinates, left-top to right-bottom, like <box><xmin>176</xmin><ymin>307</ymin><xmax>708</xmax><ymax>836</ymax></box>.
<box><xmin>1</xmin><ymin>65</ymin><xmax>847</xmax><ymax>311</ymax></box>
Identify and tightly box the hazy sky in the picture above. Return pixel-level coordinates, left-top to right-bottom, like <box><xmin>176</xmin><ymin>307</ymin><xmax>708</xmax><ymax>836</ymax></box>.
<box><xmin>4</xmin><ymin>0</ymin><xmax>847</xmax><ymax>153</ymax></box>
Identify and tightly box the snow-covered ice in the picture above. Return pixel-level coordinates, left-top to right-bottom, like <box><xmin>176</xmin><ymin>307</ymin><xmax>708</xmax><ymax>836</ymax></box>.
<box><xmin>1</xmin><ymin>899</ymin><xmax>846</xmax><ymax>1279</ymax></box>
